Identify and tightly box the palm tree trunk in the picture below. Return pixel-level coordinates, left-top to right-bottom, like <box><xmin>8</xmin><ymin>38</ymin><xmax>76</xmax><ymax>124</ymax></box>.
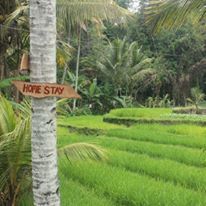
<box><xmin>61</xmin><ymin>63</ymin><xmax>68</xmax><ymax>84</ymax></box>
<box><xmin>30</xmin><ymin>0</ymin><xmax>60</xmax><ymax>205</ymax></box>
<box><xmin>61</xmin><ymin>36</ymin><xmax>71</xmax><ymax>84</ymax></box>
<box><xmin>73</xmin><ymin>28</ymin><xmax>81</xmax><ymax>110</ymax></box>
<box><xmin>0</xmin><ymin>59</ymin><xmax>4</xmax><ymax>80</ymax></box>
<box><xmin>0</xmin><ymin>47</ymin><xmax>5</xmax><ymax>80</ymax></box>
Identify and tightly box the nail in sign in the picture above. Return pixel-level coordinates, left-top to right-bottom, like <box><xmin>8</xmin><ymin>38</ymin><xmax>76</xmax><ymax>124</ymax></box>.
<box><xmin>12</xmin><ymin>81</ymin><xmax>81</xmax><ymax>99</ymax></box>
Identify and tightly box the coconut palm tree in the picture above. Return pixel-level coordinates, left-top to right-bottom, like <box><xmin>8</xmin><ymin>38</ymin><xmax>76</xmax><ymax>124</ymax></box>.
<box><xmin>29</xmin><ymin>0</ymin><xmax>60</xmax><ymax>205</ymax></box>
<box><xmin>96</xmin><ymin>38</ymin><xmax>152</xmax><ymax>96</ymax></box>
<box><xmin>145</xmin><ymin>0</ymin><xmax>205</xmax><ymax>32</ymax></box>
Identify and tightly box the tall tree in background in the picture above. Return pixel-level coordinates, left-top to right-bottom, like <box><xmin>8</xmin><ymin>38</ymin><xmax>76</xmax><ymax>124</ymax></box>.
<box><xmin>57</xmin><ymin>0</ymin><xmax>131</xmax><ymax>110</ymax></box>
<box><xmin>96</xmin><ymin>39</ymin><xmax>152</xmax><ymax>97</ymax></box>
<box><xmin>30</xmin><ymin>0</ymin><xmax>60</xmax><ymax>205</ymax></box>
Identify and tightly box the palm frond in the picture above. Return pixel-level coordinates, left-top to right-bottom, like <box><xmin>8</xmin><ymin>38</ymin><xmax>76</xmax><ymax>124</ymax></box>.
<box><xmin>0</xmin><ymin>96</ymin><xmax>31</xmax><ymax>205</ymax></box>
<box><xmin>57</xmin><ymin>98</ymin><xmax>72</xmax><ymax>115</ymax></box>
<box><xmin>145</xmin><ymin>0</ymin><xmax>205</xmax><ymax>32</ymax></box>
<box><xmin>0</xmin><ymin>96</ymin><xmax>17</xmax><ymax>136</ymax></box>
<box><xmin>0</xmin><ymin>4</ymin><xmax>28</xmax><ymax>40</ymax></box>
<box><xmin>0</xmin><ymin>76</ymin><xmax>29</xmax><ymax>89</ymax></box>
<box><xmin>57</xmin><ymin>0</ymin><xmax>132</xmax><ymax>33</ymax></box>
<box><xmin>58</xmin><ymin>143</ymin><xmax>107</xmax><ymax>162</ymax></box>
<box><xmin>12</xmin><ymin>98</ymin><xmax>31</xmax><ymax>119</ymax></box>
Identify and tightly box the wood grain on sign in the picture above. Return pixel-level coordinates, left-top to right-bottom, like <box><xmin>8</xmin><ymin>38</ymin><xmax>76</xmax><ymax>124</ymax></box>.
<box><xmin>12</xmin><ymin>80</ymin><xmax>81</xmax><ymax>99</ymax></box>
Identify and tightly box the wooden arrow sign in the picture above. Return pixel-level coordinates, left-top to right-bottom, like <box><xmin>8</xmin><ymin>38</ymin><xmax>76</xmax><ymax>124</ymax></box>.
<box><xmin>12</xmin><ymin>80</ymin><xmax>81</xmax><ymax>99</ymax></box>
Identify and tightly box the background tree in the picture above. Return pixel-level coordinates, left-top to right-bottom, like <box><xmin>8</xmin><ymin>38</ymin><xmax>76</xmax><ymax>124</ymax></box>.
<box><xmin>96</xmin><ymin>38</ymin><xmax>152</xmax><ymax>97</ymax></box>
<box><xmin>187</xmin><ymin>87</ymin><xmax>205</xmax><ymax>113</ymax></box>
<box><xmin>57</xmin><ymin>0</ymin><xmax>131</xmax><ymax>110</ymax></box>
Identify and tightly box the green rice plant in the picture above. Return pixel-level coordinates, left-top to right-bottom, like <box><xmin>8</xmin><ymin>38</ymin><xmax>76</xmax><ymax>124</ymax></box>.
<box><xmin>57</xmin><ymin>126</ymin><xmax>206</xmax><ymax>167</ymax></box>
<box><xmin>108</xmin><ymin>150</ymin><xmax>206</xmax><ymax>192</ymax></box>
<box><xmin>96</xmin><ymin>137</ymin><xmax>205</xmax><ymax>167</ymax></box>
<box><xmin>162</xmin><ymin>124</ymin><xmax>206</xmax><ymax>137</ymax></box>
<box><xmin>56</xmin><ymin>115</ymin><xmax>206</xmax><ymax>205</ymax></box>
<box><xmin>59</xmin><ymin>173</ymin><xmax>115</xmax><ymax>206</ymax></box>
<box><xmin>59</xmin><ymin>159</ymin><xmax>206</xmax><ymax>206</ymax></box>
<box><xmin>162</xmin><ymin>113</ymin><xmax>206</xmax><ymax>122</ymax></box>
<box><xmin>58</xmin><ymin>115</ymin><xmax>124</xmax><ymax>130</ymax></box>
<box><xmin>104</xmin><ymin>108</ymin><xmax>206</xmax><ymax>125</ymax></box>
<box><xmin>19</xmin><ymin>162</ymin><xmax>115</xmax><ymax>206</ymax></box>
<box><xmin>107</xmin><ymin>108</ymin><xmax>172</xmax><ymax>119</ymax></box>
<box><xmin>57</xmin><ymin>127</ymin><xmax>97</xmax><ymax>148</ymax></box>
<box><xmin>107</xmin><ymin>124</ymin><xmax>206</xmax><ymax>149</ymax></box>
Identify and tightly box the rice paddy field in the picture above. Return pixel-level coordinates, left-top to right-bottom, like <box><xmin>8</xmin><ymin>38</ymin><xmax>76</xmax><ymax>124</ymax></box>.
<box><xmin>55</xmin><ymin>108</ymin><xmax>206</xmax><ymax>206</ymax></box>
<box><xmin>21</xmin><ymin>108</ymin><xmax>206</xmax><ymax>205</ymax></box>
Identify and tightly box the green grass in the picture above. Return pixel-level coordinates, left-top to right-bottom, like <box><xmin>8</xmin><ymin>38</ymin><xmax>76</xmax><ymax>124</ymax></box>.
<box><xmin>58</xmin><ymin>115</ymin><xmax>124</xmax><ymax>130</ymax></box>
<box><xmin>104</xmin><ymin>108</ymin><xmax>206</xmax><ymax>125</ymax></box>
<box><xmin>57</xmin><ymin>126</ymin><xmax>206</xmax><ymax>167</ymax></box>
<box><xmin>107</xmin><ymin>108</ymin><xmax>172</xmax><ymax>119</ymax></box>
<box><xmin>23</xmin><ymin>109</ymin><xmax>206</xmax><ymax>205</ymax></box>
<box><xmin>163</xmin><ymin>113</ymin><xmax>206</xmax><ymax>121</ymax></box>
<box><xmin>95</xmin><ymin>136</ymin><xmax>206</xmax><ymax>167</ymax></box>
<box><xmin>57</xmin><ymin>128</ymin><xmax>95</xmax><ymax>148</ymax></box>
<box><xmin>19</xmin><ymin>170</ymin><xmax>116</xmax><ymax>206</ymax></box>
<box><xmin>108</xmin><ymin>149</ymin><xmax>206</xmax><ymax>192</ymax></box>
<box><xmin>60</xmin><ymin>173</ymin><xmax>115</xmax><ymax>206</ymax></box>
<box><xmin>59</xmin><ymin>159</ymin><xmax>206</xmax><ymax>206</ymax></box>
<box><xmin>107</xmin><ymin>124</ymin><xmax>206</xmax><ymax>149</ymax></box>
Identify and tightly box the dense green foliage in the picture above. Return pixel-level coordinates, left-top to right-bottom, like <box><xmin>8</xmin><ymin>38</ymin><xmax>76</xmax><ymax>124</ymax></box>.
<box><xmin>0</xmin><ymin>96</ymin><xmax>31</xmax><ymax>206</ymax></box>
<box><xmin>3</xmin><ymin>0</ymin><xmax>206</xmax><ymax>206</ymax></box>
<box><xmin>1</xmin><ymin>0</ymin><xmax>206</xmax><ymax>114</ymax></box>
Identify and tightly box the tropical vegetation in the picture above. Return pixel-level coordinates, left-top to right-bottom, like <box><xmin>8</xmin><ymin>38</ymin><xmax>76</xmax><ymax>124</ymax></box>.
<box><xmin>1</xmin><ymin>0</ymin><xmax>206</xmax><ymax>112</ymax></box>
<box><xmin>2</xmin><ymin>0</ymin><xmax>206</xmax><ymax>205</ymax></box>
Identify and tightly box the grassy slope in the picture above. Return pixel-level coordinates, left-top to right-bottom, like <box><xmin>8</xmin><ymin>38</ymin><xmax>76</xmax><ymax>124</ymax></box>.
<box><xmin>104</xmin><ymin>108</ymin><xmax>206</xmax><ymax>124</ymax></box>
<box><xmin>59</xmin><ymin>160</ymin><xmax>206</xmax><ymax>206</ymax></box>
<box><xmin>107</xmin><ymin>108</ymin><xmax>172</xmax><ymax>118</ymax></box>
<box><xmin>58</xmin><ymin>115</ymin><xmax>125</xmax><ymax>130</ymax></box>
<box><xmin>107</xmin><ymin>124</ymin><xmax>206</xmax><ymax>149</ymax></box>
<box><xmin>56</xmin><ymin>113</ymin><xmax>206</xmax><ymax>206</ymax></box>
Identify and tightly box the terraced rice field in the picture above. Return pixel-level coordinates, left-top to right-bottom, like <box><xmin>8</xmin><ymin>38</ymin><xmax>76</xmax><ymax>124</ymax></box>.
<box><xmin>57</xmin><ymin>113</ymin><xmax>206</xmax><ymax>206</ymax></box>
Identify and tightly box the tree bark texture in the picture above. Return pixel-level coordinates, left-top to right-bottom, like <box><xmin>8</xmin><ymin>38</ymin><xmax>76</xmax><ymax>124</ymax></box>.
<box><xmin>30</xmin><ymin>0</ymin><xmax>60</xmax><ymax>205</ymax></box>
<box><xmin>0</xmin><ymin>46</ymin><xmax>6</xmax><ymax>80</ymax></box>
<box><xmin>0</xmin><ymin>56</ymin><xmax>5</xmax><ymax>80</ymax></box>
<box><xmin>73</xmin><ymin>29</ymin><xmax>81</xmax><ymax>110</ymax></box>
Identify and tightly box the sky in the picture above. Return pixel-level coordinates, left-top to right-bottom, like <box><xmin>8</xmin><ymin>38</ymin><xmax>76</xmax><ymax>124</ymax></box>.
<box><xmin>129</xmin><ymin>0</ymin><xmax>140</xmax><ymax>12</ymax></box>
